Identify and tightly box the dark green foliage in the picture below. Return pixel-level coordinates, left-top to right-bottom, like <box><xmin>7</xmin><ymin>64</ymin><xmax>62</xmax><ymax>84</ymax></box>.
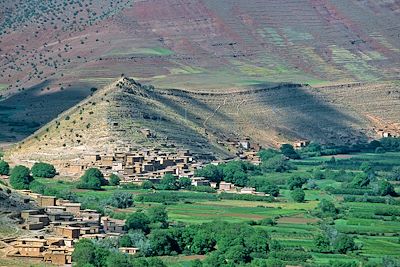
<box><xmin>258</xmin><ymin>184</ymin><xmax>280</xmax><ymax>197</ymax></box>
<box><xmin>291</xmin><ymin>188</ymin><xmax>305</xmax><ymax>202</ymax></box>
<box><xmin>317</xmin><ymin>199</ymin><xmax>338</xmax><ymax>216</ymax></box>
<box><xmin>259</xmin><ymin>218</ymin><xmax>277</xmax><ymax>226</ymax></box>
<box><xmin>148</xmin><ymin>206</ymin><xmax>169</xmax><ymax>228</ymax></box>
<box><xmin>104</xmin><ymin>191</ymin><xmax>133</xmax><ymax>208</ymax></box>
<box><xmin>376</xmin><ymin>180</ymin><xmax>396</xmax><ymax>196</ymax></box>
<box><xmin>142</xmin><ymin>180</ymin><xmax>154</xmax><ymax>189</ymax></box>
<box><xmin>314</xmin><ymin>234</ymin><xmax>331</xmax><ymax>253</ymax></box>
<box><xmin>9</xmin><ymin>165</ymin><xmax>33</xmax><ymax>189</ymax></box>
<box><xmin>109</xmin><ymin>174</ymin><xmax>120</xmax><ymax>186</ymax></box>
<box><xmin>158</xmin><ymin>174</ymin><xmax>180</xmax><ymax>190</ymax></box>
<box><xmin>126</xmin><ymin>212</ymin><xmax>151</xmax><ymax>233</ymax></box>
<box><xmin>72</xmin><ymin>239</ymin><xmax>98</xmax><ymax>266</ymax></box>
<box><xmin>105</xmin><ymin>252</ymin><xmax>131</xmax><ymax>267</ymax></box>
<box><xmin>179</xmin><ymin>177</ymin><xmax>192</xmax><ymax>189</ymax></box>
<box><xmin>389</xmin><ymin>167</ymin><xmax>400</xmax><ymax>181</ymax></box>
<box><xmin>333</xmin><ymin>234</ymin><xmax>357</xmax><ymax>254</ymax></box>
<box><xmin>287</xmin><ymin>176</ymin><xmax>308</xmax><ymax>190</ymax></box>
<box><xmin>261</xmin><ymin>155</ymin><xmax>296</xmax><ymax>173</ymax></box>
<box><xmin>380</xmin><ymin>137</ymin><xmax>400</xmax><ymax>152</ymax></box>
<box><xmin>194</xmin><ymin>164</ymin><xmax>223</xmax><ymax>183</ymax></box>
<box><xmin>0</xmin><ymin>160</ymin><xmax>10</xmax><ymax>175</ymax></box>
<box><xmin>77</xmin><ymin>168</ymin><xmax>107</xmax><ymax>190</ymax></box>
<box><xmin>31</xmin><ymin>162</ymin><xmax>56</xmax><ymax>178</ymax></box>
<box><xmin>222</xmin><ymin>161</ymin><xmax>252</xmax><ymax>186</ymax></box>
<box><xmin>258</xmin><ymin>148</ymin><xmax>280</xmax><ymax>161</ymax></box>
<box><xmin>351</xmin><ymin>173</ymin><xmax>371</xmax><ymax>188</ymax></box>
<box><xmin>280</xmin><ymin>144</ymin><xmax>300</xmax><ymax>159</ymax></box>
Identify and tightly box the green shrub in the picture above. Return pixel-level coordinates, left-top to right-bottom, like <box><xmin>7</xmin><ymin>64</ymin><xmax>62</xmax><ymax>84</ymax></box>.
<box><xmin>108</xmin><ymin>174</ymin><xmax>120</xmax><ymax>186</ymax></box>
<box><xmin>77</xmin><ymin>168</ymin><xmax>107</xmax><ymax>190</ymax></box>
<box><xmin>0</xmin><ymin>160</ymin><xmax>10</xmax><ymax>175</ymax></box>
<box><xmin>31</xmin><ymin>162</ymin><xmax>56</xmax><ymax>178</ymax></box>
<box><xmin>9</xmin><ymin>165</ymin><xmax>33</xmax><ymax>189</ymax></box>
<box><xmin>291</xmin><ymin>188</ymin><xmax>305</xmax><ymax>202</ymax></box>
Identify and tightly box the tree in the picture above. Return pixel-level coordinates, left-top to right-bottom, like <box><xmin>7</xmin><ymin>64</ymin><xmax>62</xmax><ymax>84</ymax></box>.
<box><xmin>179</xmin><ymin>177</ymin><xmax>192</xmax><ymax>189</ymax></box>
<box><xmin>72</xmin><ymin>239</ymin><xmax>96</xmax><ymax>266</ymax></box>
<box><xmin>377</xmin><ymin>180</ymin><xmax>396</xmax><ymax>196</ymax></box>
<box><xmin>9</xmin><ymin>165</ymin><xmax>33</xmax><ymax>189</ymax></box>
<box><xmin>142</xmin><ymin>180</ymin><xmax>154</xmax><ymax>189</ymax></box>
<box><xmin>77</xmin><ymin>168</ymin><xmax>107</xmax><ymax>190</ymax></box>
<box><xmin>109</xmin><ymin>174</ymin><xmax>120</xmax><ymax>186</ymax></box>
<box><xmin>0</xmin><ymin>160</ymin><xmax>10</xmax><ymax>175</ymax></box>
<box><xmin>351</xmin><ymin>173</ymin><xmax>371</xmax><ymax>188</ymax></box>
<box><xmin>126</xmin><ymin>212</ymin><xmax>151</xmax><ymax>233</ymax></box>
<box><xmin>194</xmin><ymin>164</ymin><xmax>223</xmax><ymax>183</ymax></box>
<box><xmin>333</xmin><ymin>234</ymin><xmax>356</xmax><ymax>254</ymax></box>
<box><xmin>287</xmin><ymin>176</ymin><xmax>308</xmax><ymax>190</ymax></box>
<box><xmin>261</xmin><ymin>155</ymin><xmax>295</xmax><ymax>173</ymax></box>
<box><xmin>291</xmin><ymin>188</ymin><xmax>305</xmax><ymax>202</ymax></box>
<box><xmin>105</xmin><ymin>252</ymin><xmax>131</xmax><ymax>267</ymax></box>
<box><xmin>314</xmin><ymin>234</ymin><xmax>331</xmax><ymax>253</ymax></box>
<box><xmin>389</xmin><ymin>167</ymin><xmax>400</xmax><ymax>181</ymax></box>
<box><xmin>31</xmin><ymin>162</ymin><xmax>56</xmax><ymax>178</ymax></box>
<box><xmin>318</xmin><ymin>199</ymin><xmax>338</xmax><ymax>216</ymax></box>
<box><xmin>105</xmin><ymin>192</ymin><xmax>133</xmax><ymax>208</ymax></box>
<box><xmin>258</xmin><ymin>184</ymin><xmax>279</xmax><ymax>197</ymax></box>
<box><xmin>258</xmin><ymin>148</ymin><xmax>280</xmax><ymax>161</ymax></box>
<box><xmin>280</xmin><ymin>144</ymin><xmax>300</xmax><ymax>159</ymax></box>
<box><xmin>148</xmin><ymin>206</ymin><xmax>168</xmax><ymax>228</ymax></box>
<box><xmin>158</xmin><ymin>174</ymin><xmax>179</xmax><ymax>190</ymax></box>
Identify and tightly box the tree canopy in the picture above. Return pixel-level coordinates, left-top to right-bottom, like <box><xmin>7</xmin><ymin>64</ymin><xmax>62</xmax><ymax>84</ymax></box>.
<box><xmin>77</xmin><ymin>168</ymin><xmax>107</xmax><ymax>190</ymax></box>
<box><xmin>9</xmin><ymin>165</ymin><xmax>33</xmax><ymax>189</ymax></box>
<box><xmin>0</xmin><ymin>160</ymin><xmax>10</xmax><ymax>175</ymax></box>
<box><xmin>31</xmin><ymin>162</ymin><xmax>56</xmax><ymax>178</ymax></box>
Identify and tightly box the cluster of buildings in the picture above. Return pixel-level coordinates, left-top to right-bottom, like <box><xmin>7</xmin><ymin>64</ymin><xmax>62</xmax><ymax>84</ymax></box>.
<box><xmin>5</xmin><ymin>191</ymin><xmax>133</xmax><ymax>265</ymax></box>
<box><xmin>56</xmin><ymin>148</ymin><xmax>201</xmax><ymax>181</ymax></box>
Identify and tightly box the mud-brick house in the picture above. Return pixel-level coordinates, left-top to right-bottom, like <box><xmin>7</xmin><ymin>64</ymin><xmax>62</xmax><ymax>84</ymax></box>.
<box><xmin>54</xmin><ymin>226</ymin><xmax>80</xmax><ymax>239</ymax></box>
<box><xmin>11</xmin><ymin>238</ymin><xmax>47</xmax><ymax>257</ymax></box>
<box><xmin>63</xmin><ymin>203</ymin><xmax>81</xmax><ymax>215</ymax></box>
<box><xmin>293</xmin><ymin>140</ymin><xmax>310</xmax><ymax>148</ymax></box>
<box><xmin>119</xmin><ymin>247</ymin><xmax>140</xmax><ymax>255</ymax></box>
<box><xmin>37</xmin><ymin>195</ymin><xmax>56</xmax><ymax>207</ymax></box>
<box><xmin>21</xmin><ymin>210</ymin><xmax>41</xmax><ymax>221</ymax></box>
<box><xmin>43</xmin><ymin>247</ymin><xmax>73</xmax><ymax>265</ymax></box>
<box><xmin>219</xmin><ymin>182</ymin><xmax>235</xmax><ymax>191</ymax></box>
<box><xmin>102</xmin><ymin>217</ymin><xmax>126</xmax><ymax>234</ymax></box>
<box><xmin>83</xmin><ymin>154</ymin><xmax>101</xmax><ymax>164</ymax></box>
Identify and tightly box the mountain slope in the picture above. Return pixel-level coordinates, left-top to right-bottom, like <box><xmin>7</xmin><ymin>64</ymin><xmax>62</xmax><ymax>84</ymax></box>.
<box><xmin>1</xmin><ymin>0</ymin><xmax>399</xmax><ymax>144</ymax></box>
<box><xmin>6</xmin><ymin>78</ymin><xmax>400</xmax><ymax>164</ymax></box>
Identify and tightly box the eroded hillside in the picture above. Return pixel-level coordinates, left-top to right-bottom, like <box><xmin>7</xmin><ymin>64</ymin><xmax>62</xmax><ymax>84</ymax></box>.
<box><xmin>6</xmin><ymin>78</ymin><xmax>400</xmax><ymax>164</ymax></box>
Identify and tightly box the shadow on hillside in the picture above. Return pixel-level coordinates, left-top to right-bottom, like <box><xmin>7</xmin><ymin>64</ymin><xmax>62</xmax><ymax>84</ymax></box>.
<box><xmin>0</xmin><ymin>80</ymin><xmax>92</xmax><ymax>143</ymax></box>
<box><xmin>253</xmin><ymin>82</ymin><xmax>368</xmax><ymax>144</ymax></box>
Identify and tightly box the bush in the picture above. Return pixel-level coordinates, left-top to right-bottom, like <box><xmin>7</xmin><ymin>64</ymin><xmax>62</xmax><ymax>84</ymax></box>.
<box><xmin>142</xmin><ymin>180</ymin><xmax>154</xmax><ymax>189</ymax></box>
<box><xmin>108</xmin><ymin>174</ymin><xmax>120</xmax><ymax>186</ymax></box>
<box><xmin>333</xmin><ymin>234</ymin><xmax>357</xmax><ymax>254</ymax></box>
<box><xmin>287</xmin><ymin>176</ymin><xmax>308</xmax><ymax>190</ymax></box>
<box><xmin>0</xmin><ymin>160</ymin><xmax>10</xmax><ymax>175</ymax></box>
<box><xmin>9</xmin><ymin>165</ymin><xmax>33</xmax><ymax>189</ymax></box>
<box><xmin>77</xmin><ymin>168</ymin><xmax>107</xmax><ymax>190</ymax></box>
<box><xmin>291</xmin><ymin>188</ymin><xmax>305</xmax><ymax>202</ymax></box>
<box><xmin>280</xmin><ymin>144</ymin><xmax>300</xmax><ymax>159</ymax></box>
<box><xmin>104</xmin><ymin>191</ymin><xmax>133</xmax><ymax>208</ymax></box>
<box><xmin>31</xmin><ymin>162</ymin><xmax>56</xmax><ymax>178</ymax></box>
<box><xmin>126</xmin><ymin>212</ymin><xmax>151</xmax><ymax>233</ymax></box>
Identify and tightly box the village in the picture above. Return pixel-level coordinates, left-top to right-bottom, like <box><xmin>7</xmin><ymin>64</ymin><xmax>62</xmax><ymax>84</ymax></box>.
<box><xmin>3</xmin><ymin>191</ymin><xmax>131</xmax><ymax>265</ymax></box>
<box><xmin>0</xmin><ymin>137</ymin><xmax>270</xmax><ymax>265</ymax></box>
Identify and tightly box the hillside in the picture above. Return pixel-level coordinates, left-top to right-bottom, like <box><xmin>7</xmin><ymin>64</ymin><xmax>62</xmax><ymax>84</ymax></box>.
<box><xmin>6</xmin><ymin>78</ymin><xmax>400</xmax><ymax>164</ymax></box>
<box><xmin>0</xmin><ymin>0</ymin><xmax>399</xmax><ymax>143</ymax></box>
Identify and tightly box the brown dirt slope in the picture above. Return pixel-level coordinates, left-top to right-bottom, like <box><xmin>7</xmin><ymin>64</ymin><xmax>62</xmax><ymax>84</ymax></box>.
<box><xmin>5</xmin><ymin>78</ymin><xmax>400</xmax><ymax>164</ymax></box>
